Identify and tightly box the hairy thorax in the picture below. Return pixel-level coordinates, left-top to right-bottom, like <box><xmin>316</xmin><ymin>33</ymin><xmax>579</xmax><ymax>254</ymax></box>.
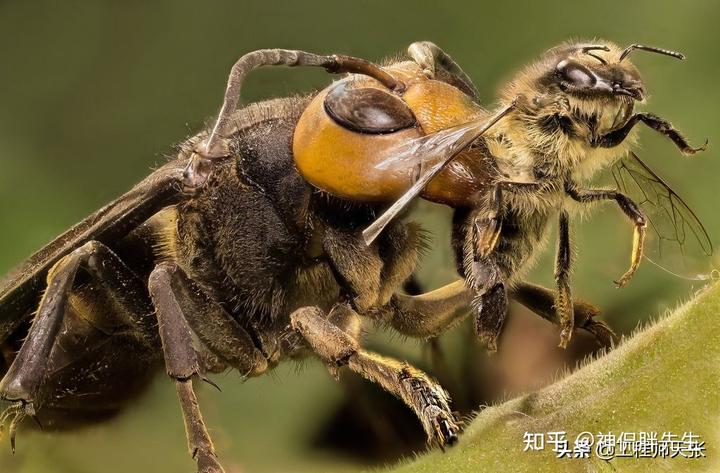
<box><xmin>473</xmin><ymin>96</ymin><xmax>639</xmax><ymax>282</ymax></box>
<box><xmin>150</xmin><ymin>98</ymin><xmax>343</xmax><ymax>328</ymax></box>
<box><xmin>488</xmin><ymin>95</ymin><xmax>638</xmax><ymax>212</ymax></box>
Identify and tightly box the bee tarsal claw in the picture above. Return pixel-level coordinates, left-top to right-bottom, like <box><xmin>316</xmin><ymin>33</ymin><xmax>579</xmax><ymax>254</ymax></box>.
<box><xmin>614</xmin><ymin>271</ymin><xmax>634</xmax><ymax>288</ymax></box>
<box><xmin>473</xmin><ymin>214</ymin><xmax>502</xmax><ymax>258</ymax></box>
<box><xmin>583</xmin><ymin>319</ymin><xmax>618</xmax><ymax>347</ymax></box>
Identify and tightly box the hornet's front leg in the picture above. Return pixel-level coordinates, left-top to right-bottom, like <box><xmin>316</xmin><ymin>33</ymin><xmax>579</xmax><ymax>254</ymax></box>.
<box><xmin>185</xmin><ymin>48</ymin><xmax>408</xmax><ymax>197</ymax></box>
<box><xmin>200</xmin><ymin>48</ymin><xmax>405</xmax><ymax>159</ymax></box>
<box><xmin>377</xmin><ymin>278</ymin><xmax>617</xmax><ymax>348</ymax></box>
<box><xmin>374</xmin><ymin>280</ymin><xmax>473</xmax><ymax>339</ymax></box>
<box><xmin>592</xmin><ymin>112</ymin><xmax>707</xmax><ymax>155</ymax></box>
<box><xmin>566</xmin><ymin>182</ymin><xmax>647</xmax><ymax>287</ymax></box>
<box><xmin>290</xmin><ymin>305</ymin><xmax>460</xmax><ymax>449</ymax></box>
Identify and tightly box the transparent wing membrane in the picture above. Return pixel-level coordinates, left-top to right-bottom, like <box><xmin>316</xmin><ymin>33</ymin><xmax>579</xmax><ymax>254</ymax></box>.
<box><xmin>375</xmin><ymin>118</ymin><xmax>492</xmax><ymax>172</ymax></box>
<box><xmin>363</xmin><ymin>104</ymin><xmax>515</xmax><ymax>245</ymax></box>
<box><xmin>612</xmin><ymin>152</ymin><xmax>717</xmax><ymax>280</ymax></box>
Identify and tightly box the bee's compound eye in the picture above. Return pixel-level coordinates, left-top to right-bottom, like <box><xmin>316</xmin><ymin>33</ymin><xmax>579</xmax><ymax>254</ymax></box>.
<box><xmin>324</xmin><ymin>81</ymin><xmax>416</xmax><ymax>134</ymax></box>
<box><xmin>556</xmin><ymin>59</ymin><xmax>597</xmax><ymax>88</ymax></box>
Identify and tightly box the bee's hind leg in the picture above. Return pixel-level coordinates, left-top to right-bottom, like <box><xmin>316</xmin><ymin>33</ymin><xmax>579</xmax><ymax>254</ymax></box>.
<box><xmin>290</xmin><ymin>305</ymin><xmax>461</xmax><ymax>449</ymax></box>
<box><xmin>509</xmin><ymin>282</ymin><xmax>617</xmax><ymax>348</ymax></box>
<box><xmin>463</xmin><ymin>253</ymin><xmax>509</xmax><ymax>354</ymax></box>
<box><xmin>554</xmin><ymin>210</ymin><xmax>575</xmax><ymax>348</ymax></box>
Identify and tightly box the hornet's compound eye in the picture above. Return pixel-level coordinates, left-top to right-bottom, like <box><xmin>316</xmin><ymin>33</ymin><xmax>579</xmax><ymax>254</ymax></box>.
<box><xmin>324</xmin><ymin>81</ymin><xmax>416</xmax><ymax>134</ymax></box>
<box><xmin>556</xmin><ymin>60</ymin><xmax>597</xmax><ymax>89</ymax></box>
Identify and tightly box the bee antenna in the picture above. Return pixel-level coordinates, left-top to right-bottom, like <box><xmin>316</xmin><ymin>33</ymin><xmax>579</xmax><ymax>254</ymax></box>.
<box><xmin>619</xmin><ymin>44</ymin><xmax>685</xmax><ymax>62</ymax></box>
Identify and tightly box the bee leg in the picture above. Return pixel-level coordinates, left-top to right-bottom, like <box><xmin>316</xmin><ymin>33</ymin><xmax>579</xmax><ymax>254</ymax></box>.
<box><xmin>509</xmin><ymin>282</ymin><xmax>618</xmax><ymax>348</ymax></box>
<box><xmin>371</xmin><ymin>280</ymin><xmax>473</xmax><ymax>338</ymax></box>
<box><xmin>592</xmin><ymin>112</ymin><xmax>707</xmax><ymax>155</ymax></box>
<box><xmin>473</xmin><ymin>181</ymin><xmax>542</xmax><ymax>259</ymax></box>
<box><xmin>555</xmin><ymin>210</ymin><xmax>575</xmax><ymax>348</ymax></box>
<box><xmin>566</xmin><ymin>183</ymin><xmax>648</xmax><ymax>287</ymax></box>
<box><xmin>472</xmin><ymin>280</ymin><xmax>508</xmax><ymax>353</ymax></box>
<box><xmin>474</xmin><ymin>216</ymin><xmax>502</xmax><ymax>258</ymax></box>
<box><xmin>462</xmin><ymin>257</ymin><xmax>508</xmax><ymax>354</ymax></box>
<box><xmin>0</xmin><ymin>240</ymin><xmax>153</xmax><ymax>451</ymax></box>
<box><xmin>615</xmin><ymin>224</ymin><xmax>647</xmax><ymax>288</ymax></box>
<box><xmin>407</xmin><ymin>41</ymin><xmax>478</xmax><ymax>99</ymax></box>
<box><xmin>290</xmin><ymin>306</ymin><xmax>461</xmax><ymax>449</ymax></box>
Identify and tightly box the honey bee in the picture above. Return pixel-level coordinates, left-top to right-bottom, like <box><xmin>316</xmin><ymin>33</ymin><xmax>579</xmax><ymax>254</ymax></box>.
<box><xmin>362</xmin><ymin>41</ymin><xmax>712</xmax><ymax>347</ymax></box>
<box><xmin>0</xmin><ymin>40</ymin><xmax>710</xmax><ymax>473</ymax></box>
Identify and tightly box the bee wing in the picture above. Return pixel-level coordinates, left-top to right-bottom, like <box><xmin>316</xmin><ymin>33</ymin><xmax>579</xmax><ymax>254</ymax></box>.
<box><xmin>373</xmin><ymin>119</ymin><xmax>490</xmax><ymax>172</ymax></box>
<box><xmin>612</xmin><ymin>151</ymin><xmax>715</xmax><ymax>280</ymax></box>
<box><xmin>363</xmin><ymin>103</ymin><xmax>515</xmax><ymax>245</ymax></box>
<box><xmin>0</xmin><ymin>159</ymin><xmax>186</xmax><ymax>343</ymax></box>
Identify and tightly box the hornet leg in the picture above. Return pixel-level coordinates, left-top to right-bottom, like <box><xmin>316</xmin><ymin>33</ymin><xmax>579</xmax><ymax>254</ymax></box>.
<box><xmin>148</xmin><ymin>262</ymin><xmax>224</xmax><ymax>473</ymax></box>
<box><xmin>378</xmin><ymin>278</ymin><xmax>616</xmax><ymax>348</ymax></box>
<box><xmin>148</xmin><ymin>262</ymin><xmax>269</xmax><ymax>473</ymax></box>
<box><xmin>370</xmin><ymin>280</ymin><xmax>473</xmax><ymax>339</ymax></box>
<box><xmin>290</xmin><ymin>305</ymin><xmax>460</xmax><ymax>449</ymax></box>
<box><xmin>0</xmin><ymin>240</ymin><xmax>153</xmax><ymax>451</ymax></box>
<box><xmin>202</xmin><ymin>48</ymin><xmax>405</xmax><ymax>157</ymax></box>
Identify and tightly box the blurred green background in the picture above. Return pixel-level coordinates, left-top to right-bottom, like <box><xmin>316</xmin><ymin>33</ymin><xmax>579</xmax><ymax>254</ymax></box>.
<box><xmin>0</xmin><ymin>1</ymin><xmax>718</xmax><ymax>472</ymax></box>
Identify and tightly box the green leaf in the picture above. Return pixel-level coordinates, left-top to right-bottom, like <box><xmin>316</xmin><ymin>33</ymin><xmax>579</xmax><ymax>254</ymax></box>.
<box><xmin>385</xmin><ymin>283</ymin><xmax>720</xmax><ymax>473</ymax></box>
